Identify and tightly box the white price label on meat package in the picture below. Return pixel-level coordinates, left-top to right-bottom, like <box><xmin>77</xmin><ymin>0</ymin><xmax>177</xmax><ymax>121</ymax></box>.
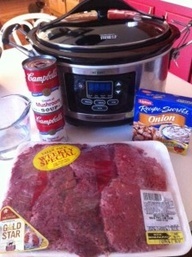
<box><xmin>140</xmin><ymin>190</ymin><xmax>184</xmax><ymax>244</ymax></box>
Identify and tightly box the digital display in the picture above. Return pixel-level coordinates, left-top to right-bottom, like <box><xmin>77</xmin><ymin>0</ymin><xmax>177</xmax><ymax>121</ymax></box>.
<box><xmin>87</xmin><ymin>81</ymin><xmax>113</xmax><ymax>98</ymax></box>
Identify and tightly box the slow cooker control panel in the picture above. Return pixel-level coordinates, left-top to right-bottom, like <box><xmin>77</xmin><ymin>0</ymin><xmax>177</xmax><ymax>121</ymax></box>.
<box><xmin>64</xmin><ymin>72</ymin><xmax>136</xmax><ymax>114</ymax></box>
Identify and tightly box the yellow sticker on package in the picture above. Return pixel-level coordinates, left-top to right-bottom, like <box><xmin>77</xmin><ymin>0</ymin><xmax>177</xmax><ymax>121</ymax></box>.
<box><xmin>146</xmin><ymin>231</ymin><xmax>184</xmax><ymax>245</ymax></box>
<box><xmin>33</xmin><ymin>144</ymin><xmax>81</xmax><ymax>171</ymax></box>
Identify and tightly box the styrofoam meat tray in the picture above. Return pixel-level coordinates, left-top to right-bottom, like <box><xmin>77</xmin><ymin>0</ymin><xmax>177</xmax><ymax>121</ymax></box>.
<box><xmin>0</xmin><ymin>141</ymin><xmax>191</xmax><ymax>257</ymax></box>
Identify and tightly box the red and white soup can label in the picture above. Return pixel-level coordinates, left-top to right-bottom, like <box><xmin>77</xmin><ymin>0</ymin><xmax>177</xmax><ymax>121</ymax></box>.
<box><xmin>22</xmin><ymin>55</ymin><xmax>63</xmax><ymax>114</ymax></box>
<box><xmin>22</xmin><ymin>55</ymin><xmax>67</xmax><ymax>141</ymax></box>
<box><xmin>34</xmin><ymin>108</ymin><xmax>66</xmax><ymax>142</ymax></box>
<box><xmin>31</xmin><ymin>86</ymin><xmax>63</xmax><ymax>114</ymax></box>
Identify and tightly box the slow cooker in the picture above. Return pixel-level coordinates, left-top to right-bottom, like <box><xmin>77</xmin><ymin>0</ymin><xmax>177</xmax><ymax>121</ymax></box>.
<box><xmin>2</xmin><ymin>0</ymin><xmax>183</xmax><ymax>126</ymax></box>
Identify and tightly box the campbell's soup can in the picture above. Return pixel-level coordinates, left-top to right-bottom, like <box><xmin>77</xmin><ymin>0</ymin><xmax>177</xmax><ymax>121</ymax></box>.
<box><xmin>22</xmin><ymin>55</ymin><xmax>67</xmax><ymax>141</ymax></box>
<box><xmin>34</xmin><ymin>108</ymin><xmax>67</xmax><ymax>142</ymax></box>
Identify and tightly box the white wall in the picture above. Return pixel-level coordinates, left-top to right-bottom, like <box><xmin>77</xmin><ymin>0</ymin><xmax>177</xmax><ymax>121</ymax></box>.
<box><xmin>162</xmin><ymin>0</ymin><xmax>192</xmax><ymax>8</ymax></box>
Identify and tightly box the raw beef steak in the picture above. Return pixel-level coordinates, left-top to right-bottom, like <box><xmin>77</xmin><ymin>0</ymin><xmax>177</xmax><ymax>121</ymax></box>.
<box><xmin>113</xmin><ymin>143</ymin><xmax>167</xmax><ymax>190</ymax></box>
<box><xmin>100</xmin><ymin>180</ymin><xmax>146</xmax><ymax>252</ymax></box>
<box><xmin>2</xmin><ymin>142</ymin><xmax>168</xmax><ymax>257</ymax></box>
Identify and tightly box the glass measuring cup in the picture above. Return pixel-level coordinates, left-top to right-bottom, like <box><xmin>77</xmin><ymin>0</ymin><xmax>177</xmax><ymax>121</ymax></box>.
<box><xmin>0</xmin><ymin>94</ymin><xmax>31</xmax><ymax>160</ymax></box>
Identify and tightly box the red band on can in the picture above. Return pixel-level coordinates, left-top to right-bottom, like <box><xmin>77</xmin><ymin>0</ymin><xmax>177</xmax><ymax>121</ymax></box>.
<box><xmin>34</xmin><ymin>108</ymin><xmax>65</xmax><ymax>133</ymax></box>
<box><xmin>34</xmin><ymin>108</ymin><xmax>66</xmax><ymax>141</ymax></box>
<box><xmin>22</xmin><ymin>55</ymin><xmax>59</xmax><ymax>93</ymax></box>
<box><xmin>22</xmin><ymin>55</ymin><xmax>66</xmax><ymax>141</ymax></box>
<box><xmin>25</xmin><ymin>68</ymin><xmax>59</xmax><ymax>92</ymax></box>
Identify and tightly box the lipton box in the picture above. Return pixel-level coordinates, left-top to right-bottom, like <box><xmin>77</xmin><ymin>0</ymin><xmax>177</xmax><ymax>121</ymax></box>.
<box><xmin>133</xmin><ymin>89</ymin><xmax>192</xmax><ymax>155</ymax></box>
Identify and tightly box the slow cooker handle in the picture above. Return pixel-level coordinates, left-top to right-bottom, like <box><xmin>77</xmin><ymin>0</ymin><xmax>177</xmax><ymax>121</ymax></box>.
<box><xmin>171</xmin><ymin>20</ymin><xmax>192</xmax><ymax>63</ymax></box>
<box><xmin>67</xmin><ymin>0</ymin><xmax>138</xmax><ymax>13</ymax></box>
<box><xmin>2</xmin><ymin>24</ymin><xmax>35</xmax><ymax>57</ymax></box>
<box><xmin>2</xmin><ymin>24</ymin><xmax>21</xmax><ymax>45</ymax></box>
<box><xmin>40</xmin><ymin>0</ymin><xmax>162</xmax><ymax>31</ymax></box>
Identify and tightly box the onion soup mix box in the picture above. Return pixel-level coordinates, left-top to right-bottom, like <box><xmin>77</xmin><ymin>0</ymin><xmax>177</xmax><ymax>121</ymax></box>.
<box><xmin>133</xmin><ymin>89</ymin><xmax>192</xmax><ymax>155</ymax></box>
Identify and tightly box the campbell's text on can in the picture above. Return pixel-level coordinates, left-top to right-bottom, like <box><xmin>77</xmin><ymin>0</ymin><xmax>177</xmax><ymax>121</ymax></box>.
<box><xmin>34</xmin><ymin>108</ymin><xmax>66</xmax><ymax>141</ymax></box>
<box><xmin>22</xmin><ymin>55</ymin><xmax>63</xmax><ymax>114</ymax></box>
<box><xmin>22</xmin><ymin>55</ymin><xmax>67</xmax><ymax>141</ymax></box>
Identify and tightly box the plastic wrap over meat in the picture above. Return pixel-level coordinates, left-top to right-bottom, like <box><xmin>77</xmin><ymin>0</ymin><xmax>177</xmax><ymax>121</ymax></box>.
<box><xmin>1</xmin><ymin>142</ymin><xmax>190</xmax><ymax>257</ymax></box>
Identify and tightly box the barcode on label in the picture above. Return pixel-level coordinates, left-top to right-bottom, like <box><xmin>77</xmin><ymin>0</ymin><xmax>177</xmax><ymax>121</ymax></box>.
<box><xmin>143</xmin><ymin>192</ymin><xmax>162</xmax><ymax>201</ymax></box>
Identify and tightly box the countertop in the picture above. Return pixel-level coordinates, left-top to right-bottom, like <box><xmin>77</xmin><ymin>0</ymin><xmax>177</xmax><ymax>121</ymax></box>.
<box><xmin>0</xmin><ymin>47</ymin><xmax>192</xmax><ymax>230</ymax></box>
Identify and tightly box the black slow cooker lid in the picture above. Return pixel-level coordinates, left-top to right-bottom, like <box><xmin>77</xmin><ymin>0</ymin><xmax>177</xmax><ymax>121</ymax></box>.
<box><xmin>28</xmin><ymin>0</ymin><xmax>180</xmax><ymax>64</ymax></box>
<box><xmin>36</xmin><ymin>19</ymin><xmax>170</xmax><ymax>51</ymax></box>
